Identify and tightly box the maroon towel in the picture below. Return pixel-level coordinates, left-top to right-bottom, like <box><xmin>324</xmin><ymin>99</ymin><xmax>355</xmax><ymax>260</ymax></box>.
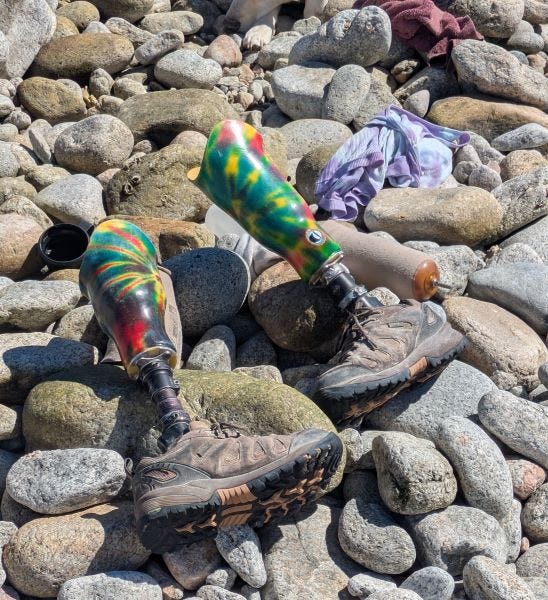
<box><xmin>354</xmin><ymin>0</ymin><xmax>483</xmax><ymax>64</ymax></box>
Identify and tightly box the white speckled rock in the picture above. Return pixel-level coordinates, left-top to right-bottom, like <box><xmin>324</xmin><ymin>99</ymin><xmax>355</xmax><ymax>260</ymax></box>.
<box><xmin>522</xmin><ymin>483</ymin><xmax>548</xmax><ymax>542</ymax></box>
<box><xmin>58</xmin><ymin>571</ymin><xmax>162</xmax><ymax>600</ymax></box>
<box><xmin>186</xmin><ymin>324</ymin><xmax>236</xmax><ymax>372</ymax></box>
<box><xmin>155</xmin><ymin>49</ymin><xmax>222</xmax><ymax>89</ymax></box>
<box><xmin>492</xmin><ymin>124</ymin><xmax>548</xmax><ymax>152</ymax></box>
<box><xmin>322</xmin><ymin>64</ymin><xmax>370</xmax><ymax>124</ymax></box>
<box><xmin>500</xmin><ymin>499</ymin><xmax>523</xmax><ymax>563</ymax></box>
<box><xmin>164</xmin><ymin>538</ymin><xmax>224</xmax><ymax>591</ymax></box>
<box><xmin>135</xmin><ymin>29</ymin><xmax>185</xmax><ymax>64</ymax></box>
<box><xmin>0</xmin><ymin>280</ymin><xmax>81</xmax><ymax>330</ymax></box>
<box><xmin>6</xmin><ymin>449</ymin><xmax>126</xmax><ymax>514</ymax></box>
<box><xmin>215</xmin><ymin>526</ymin><xmax>266</xmax><ymax>588</ymax></box>
<box><xmin>400</xmin><ymin>567</ymin><xmax>454</xmax><ymax>600</ymax></box>
<box><xmin>0</xmin><ymin>143</ymin><xmax>18</xmax><ymax>178</ymax></box>
<box><xmin>368</xmin><ymin>591</ymin><xmax>422</xmax><ymax>600</ymax></box>
<box><xmin>347</xmin><ymin>572</ymin><xmax>396</xmax><ymax>597</ymax></box>
<box><xmin>140</xmin><ymin>11</ymin><xmax>203</xmax><ymax>35</ymax></box>
<box><xmin>463</xmin><ymin>555</ymin><xmax>535</xmax><ymax>600</ymax></box>
<box><xmin>197</xmin><ymin>586</ymin><xmax>245</xmax><ymax>600</ymax></box>
<box><xmin>280</xmin><ymin>118</ymin><xmax>352</xmax><ymax>160</ymax></box>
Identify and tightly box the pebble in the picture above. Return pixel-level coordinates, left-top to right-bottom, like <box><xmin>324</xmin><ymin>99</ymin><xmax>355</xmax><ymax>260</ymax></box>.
<box><xmin>347</xmin><ymin>572</ymin><xmax>396</xmax><ymax>596</ymax></box>
<box><xmin>487</xmin><ymin>243</ymin><xmax>543</xmax><ymax>266</ymax></box>
<box><xmin>322</xmin><ymin>64</ymin><xmax>370</xmax><ymax>124</ymax></box>
<box><xmin>54</xmin><ymin>14</ymin><xmax>79</xmax><ymax>38</ymax></box>
<box><xmin>155</xmin><ymin>49</ymin><xmax>222</xmax><ymax>89</ymax></box>
<box><xmin>406</xmin><ymin>505</ymin><xmax>507</xmax><ymax>576</ymax></box>
<box><xmin>113</xmin><ymin>77</ymin><xmax>146</xmax><ymax>99</ymax></box>
<box><xmin>58</xmin><ymin>572</ymin><xmax>162</xmax><ymax>600</ymax></box>
<box><xmin>468</xmin><ymin>263</ymin><xmax>548</xmax><ymax>337</ymax></box>
<box><xmin>463</xmin><ymin>555</ymin><xmax>535</xmax><ymax>600</ymax></box>
<box><xmin>507</xmin><ymin>457</ymin><xmax>546</xmax><ymax>500</ymax></box>
<box><xmin>395</xmin><ymin>66</ymin><xmax>459</xmax><ymax>105</ymax></box>
<box><xmin>516</xmin><ymin>543</ymin><xmax>548</xmax><ymax>578</ymax></box>
<box><xmin>540</xmin><ymin>364</ymin><xmax>548</xmax><ymax>387</ymax></box>
<box><xmin>506</xmin><ymin>19</ymin><xmax>545</xmax><ymax>54</ymax></box>
<box><xmin>0</xmin><ymin>124</ymin><xmax>18</xmax><ymax>142</ymax></box>
<box><xmin>500</xmin><ymin>216</ymin><xmax>547</xmax><ymax>262</ymax></box>
<box><xmin>468</xmin><ymin>165</ymin><xmax>502</xmax><ymax>192</ymax></box>
<box><xmin>443</xmin><ymin>297</ymin><xmax>547</xmax><ymax>390</ymax></box>
<box><xmin>105</xmin><ymin>16</ymin><xmax>155</xmax><ymax>45</ymax></box>
<box><xmin>364</xmin><ymin>186</ymin><xmax>503</xmax><ymax>246</ymax></box>
<box><xmin>6</xmin><ymin>448</ymin><xmax>126</xmax><ymax>514</ymax></box>
<box><xmin>353</xmin><ymin>77</ymin><xmax>401</xmax><ymax>129</ymax></box>
<box><xmin>204</xmin><ymin>35</ymin><xmax>242</xmax><ymax>67</ymax></box>
<box><xmin>368</xmin><ymin>591</ymin><xmax>422</xmax><ymax>600</ymax></box>
<box><xmin>164</xmin><ymin>539</ymin><xmax>224</xmax><ymax>590</ymax></box>
<box><xmin>56</xmin><ymin>1</ymin><xmax>100</xmax><ymax>30</ymax></box>
<box><xmin>523</xmin><ymin>577</ymin><xmax>548</xmax><ymax>599</ymax></box>
<box><xmin>0</xmin><ymin>214</ymin><xmax>43</xmax><ymax>280</ymax></box>
<box><xmin>54</xmin><ymin>114</ymin><xmax>134</xmax><ymax>175</ymax></box>
<box><xmin>135</xmin><ymin>29</ymin><xmax>185</xmax><ymax>64</ymax></box>
<box><xmin>271</xmin><ymin>64</ymin><xmax>335</xmax><ymax>121</ymax></box>
<box><xmin>501</xmin><ymin>498</ymin><xmax>523</xmax><ymax>563</ymax></box>
<box><xmin>479</xmin><ymin>390</ymin><xmax>548</xmax><ymax>470</ymax></box>
<box><xmin>425</xmin><ymin>244</ymin><xmax>482</xmax><ymax>298</ymax></box>
<box><xmin>3</xmin><ymin>502</ymin><xmax>149</xmax><ymax>597</ymax></box>
<box><xmin>0</xmin><ymin>143</ymin><xmax>18</xmax><ymax>178</ymax></box>
<box><xmin>365</xmin><ymin>361</ymin><xmax>496</xmax><ymax>442</ymax></box>
<box><xmin>280</xmin><ymin>118</ymin><xmax>352</xmax><ymax>160</ymax></box>
<box><xmin>0</xmin><ymin>280</ymin><xmax>81</xmax><ymax>330</ymax></box>
<box><xmin>452</xmin><ymin>40</ymin><xmax>548</xmax><ymax>110</ymax></box>
<box><xmin>257</xmin><ymin>33</ymin><xmax>301</xmax><ymax>70</ymax></box>
<box><xmin>197</xmin><ymin>586</ymin><xmax>245</xmax><ymax>600</ymax></box>
<box><xmin>235</xmin><ymin>331</ymin><xmax>277</xmax><ymax>368</ymax></box>
<box><xmin>92</xmin><ymin>0</ymin><xmax>155</xmax><ymax>23</ymax></box>
<box><xmin>186</xmin><ymin>324</ymin><xmax>236</xmax><ymax>372</ymax></box>
<box><xmin>35</xmin><ymin>173</ymin><xmax>106</xmax><ymax>226</ymax></box>
<box><xmin>215</xmin><ymin>526</ymin><xmax>267</xmax><ymax>588</ymax></box>
<box><xmin>522</xmin><ymin>483</ymin><xmax>548</xmax><ymax>542</ymax></box>
<box><xmin>492</xmin><ymin>123</ymin><xmax>548</xmax><ymax>152</ymax></box>
<box><xmin>403</xmin><ymin>89</ymin><xmax>430</xmax><ymax>117</ymax></box>
<box><xmin>205</xmin><ymin>567</ymin><xmax>237</xmax><ymax>590</ymax></box>
<box><xmin>0</xmin><ymin>95</ymin><xmax>14</xmax><ymax>119</ymax></box>
<box><xmin>372</xmin><ymin>431</ymin><xmax>457</xmax><ymax>514</ymax></box>
<box><xmin>444</xmin><ymin>0</ymin><xmax>523</xmax><ymax>38</ymax></box>
<box><xmin>500</xmin><ymin>149</ymin><xmax>548</xmax><ymax>181</ymax></box>
<box><xmin>400</xmin><ymin>567</ymin><xmax>454</xmax><ymax>600</ymax></box>
<box><xmin>34</xmin><ymin>33</ymin><xmax>134</xmax><ymax>78</ymax></box>
<box><xmin>140</xmin><ymin>11</ymin><xmax>204</xmax><ymax>35</ymax></box>
<box><xmin>52</xmin><ymin>304</ymin><xmax>108</xmax><ymax>352</ymax></box>
<box><xmin>338</xmin><ymin>497</ymin><xmax>416</xmax><ymax>574</ymax></box>
<box><xmin>288</xmin><ymin>8</ymin><xmax>391</xmax><ymax>69</ymax></box>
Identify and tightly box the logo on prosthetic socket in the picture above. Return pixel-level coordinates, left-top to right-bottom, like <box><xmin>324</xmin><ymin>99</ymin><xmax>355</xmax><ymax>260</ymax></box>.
<box><xmin>306</xmin><ymin>229</ymin><xmax>326</xmax><ymax>245</ymax></box>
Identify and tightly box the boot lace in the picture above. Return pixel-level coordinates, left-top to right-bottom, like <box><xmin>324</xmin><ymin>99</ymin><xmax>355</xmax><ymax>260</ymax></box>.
<box><xmin>210</xmin><ymin>421</ymin><xmax>243</xmax><ymax>439</ymax></box>
<box><xmin>336</xmin><ymin>305</ymin><xmax>390</xmax><ymax>361</ymax></box>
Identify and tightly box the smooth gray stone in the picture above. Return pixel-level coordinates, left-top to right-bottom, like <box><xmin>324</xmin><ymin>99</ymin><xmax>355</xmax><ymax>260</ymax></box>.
<box><xmin>364</xmin><ymin>361</ymin><xmax>496</xmax><ymax>443</ymax></box>
<box><xmin>468</xmin><ymin>263</ymin><xmax>548</xmax><ymax>336</ymax></box>
<box><xmin>464</xmin><ymin>556</ymin><xmax>535</xmax><ymax>600</ymax></box>
<box><xmin>400</xmin><ymin>566</ymin><xmax>455</xmax><ymax>600</ymax></box>
<box><xmin>235</xmin><ymin>331</ymin><xmax>277</xmax><ymax>368</ymax></box>
<box><xmin>517</xmin><ymin>543</ymin><xmax>548</xmax><ymax>578</ymax></box>
<box><xmin>6</xmin><ymin>448</ymin><xmax>126</xmax><ymax>514</ymax></box>
<box><xmin>155</xmin><ymin>49</ymin><xmax>222</xmax><ymax>90</ymax></box>
<box><xmin>322</xmin><ymin>64</ymin><xmax>370</xmax><ymax>124</ymax></box>
<box><xmin>492</xmin><ymin>123</ymin><xmax>548</xmax><ymax>152</ymax></box>
<box><xmin>58</xmin><ymin>572</ymin><xmax>162</xmax><ymax>600</ymax></box>
<box><xmin>435</xmin><ymin>416</ymin><xmax>514</xmax><ymax>520</ymax></box>
<box><xmin>347</xmin><ymin>572</ymin><xmax>396</xmax><ymax>597</ymax></box>
<box><xmin>215</xmin><ymin>526</ymin><xmax>266</xmax><ymax>588</ymax></box>
<box><xmin>523</xmin><ymin>576</ymin><xmax>548</xmax><ymax>599</ymax></box>
<box><xmin>197</xmin><ymin>586</ymin><xmax>245</xmax><ymax>600</ymax></box>
<box><xmin>343</xmin><ymin>470</ymin><xmax>383</xmax><ymax>504</ymax></box>
<box><xmin>522</xmin><ymin>483</ymin><xmax>548</xmax><ymax>543</ymax></box>
<box><xmin>500</xmin><ymin>499</ymin><xmax>523</xmax><ymax>563</ymax></box>
<box><xmin>500</xmin><ymin>216</ymin><xmax>547</xmax><ymax>262</ymax></box>
<box><xmin>186</xmin><ymin>325</ymin><xmax>236</xmax><ymax>372</ymax></box>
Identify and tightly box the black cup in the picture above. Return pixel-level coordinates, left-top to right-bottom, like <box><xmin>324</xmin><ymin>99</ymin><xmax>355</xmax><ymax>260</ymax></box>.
<box><xmin>38</xmin><ymin>223</ymin><xmax>90</xmax><ymax>270</ymax></box>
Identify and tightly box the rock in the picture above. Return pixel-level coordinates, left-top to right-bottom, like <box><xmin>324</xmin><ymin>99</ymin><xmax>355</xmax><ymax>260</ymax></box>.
<box><xmin>500</xmin><ymin>150</ymin><xmax>548</xmax><ymax>181</ymax></box>
<box><xmin>44</xmin><ymin>269</ymin><xmax>80</xmax><ymax>284</ymax></box>
<box><xmin>53</xmin><ymin>304</ymin><xmax>107</xmax><ymax>352</ymax></box>
<box><xmin>26</xmin><ymin>165</ymin><xmax>71</xmax><ymax>192</ymax></box>
<box><xmin>479</xmin><ymin>390</ymin><xmax>548</xmax><ymax>469</ymax></box>
<box><xmin>280</xmin><ymin>118</ymin><xmax>352</xmax><ymax>160</ymax></box>
<box><xmin>394</xmin><ymin>66</ymin><xmax>459</xmax><ymax>105</ymax></box>
<box><xmin>363</xmin><ymin>187</ymin><xmax>503</xmax><ymax>246</ymax></box>
<box><xmin>91</xmin><ymin>0</ymin><xmax>155</xmax><ymax>22</ymax></box>
<box><xmin>338</xmin><ymin>497</ymin><xmax>416</xmax><ymax>574</ymax></box>
<box><xmin>134</xmin><ymin>29</ymin><xmax>185</xmax><ymax>65</ymax></box>
<box><xmin>322</xmin><ymin>64</ymin><xmax>370</xmax><ymax>124</ymax></box>
<box><xmin>257</xmin><ymin>33</ymin><xmax>300</xmax><ymax>70</ymax></box>
<box><xmin>155</xmin><ymin>49</ymin><xmax>222</xmax><ymax>90</ymax></box>
<box><xmin>440</xmin><ymin>0</ymin><xmax>524</xmax><ymax>38</ymax></box>
<box><xmin>271</xmin><ymin>64</ymin><xmax>336</xmax><ymax>121</ymax></box>
<box><xmin>425</xmin><ymin>245</ymin><xmax>481</xmax><ymax>298</ymax></box>
<box><xmin>443</xmin><ymin>297</ymin><xmax>547</xmax><ymax>390</ymax></box>
<box><xmin>522</xmin><ymin>483</ymin><xmax>548</xmax><ymax>542</ymax></box>
<box><xmin>368</xmin><ymin>592</ymin><xmax>421</xmax><ymax>600</ymax></box>
<box><xmin>204</xmin><ymin>35</ymin><xmax>242</xmax><ymax>67</ymax></box>
<box><xmin>0</xmin><ymin>280</ymin><xmax>80</xmax><ymax>330</ymax></box>
<box><xmin>491</xmin><ymin>167</ymin><xmax>548</xmax><ymax>240</ymax></box>
<box><xmin>501</xmin><ymin>498</ymin><xmax>523</xmax><ymax>563</ymax></box>
<box><xmin>215</xmin><ymin>526</ymin><xmax>266</xmax><ymax>588</ymax></box>
<box><xmin>260</xmin><ymin>502</ymin><xmax>362</xmax><ymax>600</ymax></box>
<box><xmin>0</xmin><ymin>0</ymin><xmax>56</xmax><ymax>80</ymax></box>
<box><xmin>187</xmin><ymin>325</ymin><xmax>235</xmax><ymax>372</ymax></box>
<box><xmin>500</xmin><ymin>216</ymin><xmax>547</xmax><ymax>262</ymax></box>
<box><xmin>400</xmin><ymin>567</ymin><xmax>455</xmax><ymax>600</ymax></box>
<box><xmin>516</xmin><ymin>543</ymin><xmax>548</xmax><ymax>578</ymax></box>
<box><xmin>23</xmin><ymin>365</ymin><xmax>338</xmax><ymax>464</ymax></box>
<box><xmin>118</xmin><ymin>89</ymin><xmax>238</xmax><ymax>143</ymax></box>
<box><xmin>347</xmin><ymin>572</ymin><xmax>396</xmax><ymax>597</ymax></box>
<box><xmin>105</xmin><ymin>16</ymin><xmax>154</xmax><ymax>46</ymax></box>
<box><xmin>248</xmin><ymin>262</ymin><xmax>345</xmax><ymax>353</ymax></box>
<box><xmin>507</xmin><ymin>457</ymin><xmax>546</xmax><ymax>500</ymax></box>
<box><xmin>165</xmin><ymin>249</ymin><xmax>249</xmax><ymax>338</ymax></box>
<box><xmin>144</xmin><ymin>558</ymin><xmax>186</xmax><ymax>600</ymax></box>
<box><xmin>35</xmin><ymin>174</ymin><xmax>106</xmax><ymax>226</ymax></box>
<box><xmin>406</xmin><ymin>505</ymin><xmax>507</xmax><ymax>576</ymax></box>
<box><xmin>353</xmin><ymin>77</ymin><xmax>401</xmax><ymax>130</ymax></box>
<box><xmin>6</xmin><ymin>448</ymin><xmax>126</xmax><ymax>514</ymax></box>
<box><xmin>140</xmin><ymin>11</ymin><xmax>203</xmax><ymax>35</ymax></box>
<box><xmin>507</xmin><ymin>19</ymin><xmax>544</xmax><ymax>53</ymax></box>
<box><xmin>487</xmin><ymin>243</ymin><xmax>543</xmax><ymax>266</ymax></box>
<box><xmin>364</xmin><ymin>361</ymin><xmax>496</xmax><ymax>442</ymax></box>
<box><xmin>54</xmin><ymin>115</ymin><xmax>134</xmax><ymax>175</ymax></box>
<box><xmin>56</xmin><ymin>1</ymin><xmax>100</xmax><ymax>30</ymax></box>
<box><xmin>106</xmin><ymin>144</ymin><xmax>210</xmax><ymax>221</ymax></box>
<box><xmin>0</xmin><ymin>143</ymin><xmax>18</xmax><ymax>178</ymax></box>
<box><xmin>0</xmin><ymin>214</ymin><xmax>43</xmax><ymax>280</ymax></box>
<box><xmin>372</xmin><ymin>431</ymin><xmax>457</xmax><ymax>515</ymax></box>
<box><xmin>109</xmin><ymin>215</ymin><xmax>214</xmax><ymax>261</ymax></box>
<box><xmin>343</xmin><ymin>470</ymin><xmax>383</xmax><ymax>504</ymax></box>
<box><xmin>197</xmin><ymin>586</ymin><xmax>245</xmax><ymax>600</ymax></box>
<box><xmin>58</xmin><ymin>571</ymin><xmax>162</xmax><ymax>600</ymax></box>
<box><xmin>452</xmin><ymin>41</ymin><xmax>548</xmax><ymax>110</ymax></box>
<box><xmin>403</xmin><ymin>90</ymin><xmax>430</xmax><ymax>117</ymax></box>
<box><xmin>235</xmin><ymin>331</ymin><xmax>277</xmax><ymax>368</ymax></box>
<box><xmin>435</xmin><ymin>416</ymin><xmax>513</xmax><ymax>520</ymax></box>
<box><xmin>4</xmin><ymin>109</ymin><xmax>31</xmax><ymax>131</ymax></box>
<box><xmin>288</xmin><ymin>8</ymin><xmax>391</xmax><ymax>69</ymax></box>
<box><xmin>34</xmin><ymin>33</ymin><xmax>134</xmax><ymax>78</ymax></box>
<box><xmin>492</xmin><ymin>124</ymin><xmax>548</xmax><ymax>152</ymax></box>
<box><xmin>54</xmin><ymin>14</ymin><xmax>80</xmax><ymax>38</ymax></box>
<box><xmin>523</xmin><ymin>577</ymin><xmax>548</xmax><ymax>598</ymax></box>
<box><xmin>232</xmin><ymin>365</ymin><xmax>282</xmax><ymax>383</ymax></box>
<box><xmin>467</xmin><ymin>263</ymin><xmax>547</xmax><ymax>336</ymax></box>
<box><xmin>541</xmin><ymin>364</ymin><xmax>548</xmax><ymax>387</ymax></box>
<box><xmin>205</xmin><ymin>567</ymin><xmax>237</xmax><ymax>589</ymax></box>
<box><xmin>164</xmin><ymin>539</ymin><xmax>224</xmax><ymax>591</ymax></box>
<box><xmin>3</xmin><ymin>502</ymin><xmax>149</xmax><ymax>597</ymax></box>
<box><xmin>427</xmin><ymin>96</ymin><xmax>548</xmax><ymax>142</ymax></box>
<box><xmin>464</xmin><ymin>556</ymin><xmax>535</xmax><ymax>600</ymax></box>
<box><xmin>295</xmin><ymin>143</ymin><xmax>342</xmax><ymax>203</ymax></box>
<box><xmin>18</xmin><ymin>77</ymin><xmax>86</xmax><ymax>124</ymax></box>
<box><xmin>468</xmin><ymin>165</ymin><xmax>502</xmax><ymax>192</ymax></box>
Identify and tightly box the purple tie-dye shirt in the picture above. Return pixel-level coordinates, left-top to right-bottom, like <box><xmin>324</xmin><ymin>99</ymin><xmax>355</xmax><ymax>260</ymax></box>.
<box><xmin>315</xmin><ymin>105</ymin><xmax>470</xmax><ymax>221</ymax></box>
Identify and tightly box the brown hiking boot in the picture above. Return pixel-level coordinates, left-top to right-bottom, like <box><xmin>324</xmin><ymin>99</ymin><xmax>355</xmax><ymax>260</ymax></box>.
<box><xmin>132</xmin><ymin>420</ymin><xmax>342</xmax><ymax>553</ymax></box>
<box><xmin>313</xmin><ymin>299</ymin><xmax>467</xmax><ymax>426</ymax></box>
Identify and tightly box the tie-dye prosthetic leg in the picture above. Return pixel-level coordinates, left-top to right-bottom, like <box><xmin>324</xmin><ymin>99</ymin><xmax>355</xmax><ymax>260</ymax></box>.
<box><xmin>194</xmin><ymin>120</ymin><xmax>466</xmax><ymax>426</ymax></box>
<box><xmin>80</xmin><ymin>218</ymin><xmax>342</xmax><ymax>553</ymax></box>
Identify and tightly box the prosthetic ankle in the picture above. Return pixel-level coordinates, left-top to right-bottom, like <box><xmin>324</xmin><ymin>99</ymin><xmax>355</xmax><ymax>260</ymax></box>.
<box><xmin>79</xmin><ymin>219</ymin><xmax>190</xmax><ymax>450</ymax></box>
<box><xmin>192</xmin><ymin>120</ymin><xmax>384</xmax><ymax>311</ymax></box>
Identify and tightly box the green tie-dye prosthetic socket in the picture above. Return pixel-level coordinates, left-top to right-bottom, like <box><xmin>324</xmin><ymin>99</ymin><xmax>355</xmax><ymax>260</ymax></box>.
<box><xmin>195</xmin><ymin>120</ymin><xmax>342</xmax><ymax>283</ymax></box>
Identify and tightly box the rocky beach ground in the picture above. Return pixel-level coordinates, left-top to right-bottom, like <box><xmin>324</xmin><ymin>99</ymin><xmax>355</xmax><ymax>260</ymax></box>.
<box><xmin>0</xmin><ymin>0</ymin><xmax>547</xmax><ymax>598</ymax></box>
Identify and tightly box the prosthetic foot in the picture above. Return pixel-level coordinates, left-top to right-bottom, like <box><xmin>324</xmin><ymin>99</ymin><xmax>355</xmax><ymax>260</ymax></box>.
<box><xmin>80</xmin><ymin>219</ymin><xmax>342</xmax><ymax>551</ymax></box>
<box><xmin>194</xmin><ymin>121</ymin><xmax>466</xmax><ymax>425</ymax></box>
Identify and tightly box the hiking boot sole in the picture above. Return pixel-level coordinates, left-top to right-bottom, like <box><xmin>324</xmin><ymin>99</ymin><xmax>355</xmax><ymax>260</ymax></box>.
<box><xmin>314</xmin><ymin>325</ymin><xmax>467</xmax><ymax>427</ymax></box>
<box><xmin>135</xmin><ymin>432</ymin><xmax>342</xmax><ymax>553</ymax></box>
